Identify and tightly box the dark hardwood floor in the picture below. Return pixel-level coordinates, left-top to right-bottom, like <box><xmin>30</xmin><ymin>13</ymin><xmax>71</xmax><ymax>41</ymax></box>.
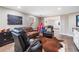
<box><xmin>55</xmin><ymin>34</ymin><xmax>79</xmax><ymax>52</ymax></box>
<box><xmin>0</xmin><ymin>33</ymin><xmax>78</xmax><ymax>52</ymax></box>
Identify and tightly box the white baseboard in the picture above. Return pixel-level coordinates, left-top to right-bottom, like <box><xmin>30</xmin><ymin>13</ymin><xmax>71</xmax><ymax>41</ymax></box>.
<box><xmin>59</xmin><ymin>33</ymin><xmax>73</xmax><ymax>37</ymax></box>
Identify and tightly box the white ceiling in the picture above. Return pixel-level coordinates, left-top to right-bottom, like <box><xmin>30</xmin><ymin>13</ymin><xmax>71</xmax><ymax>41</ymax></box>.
<box><xmin>3</xmin><ymin>6</ymin><xmax>79</xmax><ymax>17</ymax></box>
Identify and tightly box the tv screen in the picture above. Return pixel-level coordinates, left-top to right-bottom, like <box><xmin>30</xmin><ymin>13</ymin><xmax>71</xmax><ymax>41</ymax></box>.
<box><xmin>7</xmin><ymin>14</ymin><xmax>22</xmax><ymax>25</ymax></box>
<box><xmin>76</xmin><ymin>15</ymin><xmax>79</xmax><ymax>27</ymax></box>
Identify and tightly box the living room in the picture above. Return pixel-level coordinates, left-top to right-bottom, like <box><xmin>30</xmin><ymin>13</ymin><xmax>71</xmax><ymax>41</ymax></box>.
<box><xmin>0</xmin><ymin>6</ymin><xmax>79</xmax><ymax>52</ymax></box>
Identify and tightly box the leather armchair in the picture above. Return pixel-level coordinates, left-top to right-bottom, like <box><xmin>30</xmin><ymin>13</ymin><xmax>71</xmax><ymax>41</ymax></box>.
<box><xmin>43</xmin><ymin>25</ymin><xmax>54</xmax><ymax>38</ymax></box>
<box><xmin>11</xmin><ymin>28</ymin><xmax>42</xmax><ymax>52</ymax></box>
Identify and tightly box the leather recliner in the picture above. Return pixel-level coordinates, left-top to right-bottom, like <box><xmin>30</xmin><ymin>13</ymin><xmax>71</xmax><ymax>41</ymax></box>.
<box><xmin>43</xmin><ymin>25</ymin><xmax>54</xmax><ymax>38</ymax></box>
<box><xmin>11</xmin><ymin>28</ymin><xmax>42</xmax><ymax>52</ymax></box>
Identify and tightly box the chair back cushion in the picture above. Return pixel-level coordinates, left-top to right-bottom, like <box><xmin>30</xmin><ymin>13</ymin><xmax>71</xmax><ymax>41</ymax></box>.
<box><xmin>11</xmin><ymin>28</ymin><xmax>30</xmax><ymax>52</ymax></box>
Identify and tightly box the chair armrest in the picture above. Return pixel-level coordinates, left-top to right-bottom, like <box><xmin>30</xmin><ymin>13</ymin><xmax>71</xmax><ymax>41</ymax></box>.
<box><xmin>26</xmin><ymin>39</ymin><xmax>41</xmax><ymax>52</ymax></box>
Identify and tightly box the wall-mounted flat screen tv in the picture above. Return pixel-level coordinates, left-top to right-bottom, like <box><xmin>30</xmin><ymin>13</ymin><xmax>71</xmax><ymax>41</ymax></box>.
<box><xmin>76</xmin><ymin>15</ymin><xmax>79</xmax><ymax>27</ymax></box>
<box><xmin>7</xmin><ymin>14</ymin><xmax>22</xmax><ymax>25</ymax></box>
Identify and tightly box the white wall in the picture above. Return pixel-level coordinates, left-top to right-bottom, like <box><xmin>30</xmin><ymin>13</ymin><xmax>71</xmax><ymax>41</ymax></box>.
<box><xmin>44</xmin><ymin>13</ymin><xmax>79</xmax><ymax>37</ymax></box>
<box><xmin>60</xmin><ymin>13</ymin><xmax>79</xmax><ymax>36</ymax></box>
<box><xmin>44</xmin><ymin>16</ymin><xmax>60</xmax><ymax>28</ymax></box>
<box><xmin>1</xmin><ymin>7</ymin><xmax>78</xmax><ymax>36</ymax></box>
<box><xmin>60</xmin><ymin>15</ymin><xmax>70</xmax><ymax>36</ymax></box>
<box><xmin>44</xmin><ymin>16</ymin><xmax>61</xmax><ymax>34</ymax></box>
<box><xmin>68</xmin><ymin>13</ymin><xmax>79</xmax><ymax>36</ymax></box>
<box><xmin>0</xmin><ymin>7</ymin><xmax>32</xmax><ymax>29</ymax></box>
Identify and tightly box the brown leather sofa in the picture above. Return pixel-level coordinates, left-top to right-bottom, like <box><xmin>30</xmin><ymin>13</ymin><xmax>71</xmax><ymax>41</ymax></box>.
<box><xmin>24</xmin><ymin>27</ymin><xmax>39</xmax><ymax>39</ymax></box>
<box><xmin>14</xmin><ymin>27</ymin><xmax>39</xmax><ymax>39</ymax></box>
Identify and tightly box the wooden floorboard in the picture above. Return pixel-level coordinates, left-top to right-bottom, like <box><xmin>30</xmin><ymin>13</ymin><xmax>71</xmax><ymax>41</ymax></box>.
<box><xmin>0</xmin><ymin>43</ymin><xmax>14</xmax><ymax>52</ymax></box>
<box><xmin>55</xmin><ymin>34</ymin><xmax>79</xmax><ymax>52</ymax></box>
<box><xmin>0</xmin><ymin>34</ymin><xmax>78</xmax><ymax>52</ymax></box>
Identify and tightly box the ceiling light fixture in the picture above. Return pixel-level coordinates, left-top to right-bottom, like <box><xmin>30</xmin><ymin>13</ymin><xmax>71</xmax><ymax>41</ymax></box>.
<box><xmin>17</xmin><ymin>6</ymin><xmax>21</xmax><ymax>9</ymax></box>
<box><xmin>57</xmin><ymin>7</ymin><xmax>62</xmax><ymax>10</ymax></box>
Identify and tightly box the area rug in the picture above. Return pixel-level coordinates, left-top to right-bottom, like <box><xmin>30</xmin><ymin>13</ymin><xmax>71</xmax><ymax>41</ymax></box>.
<box><xmin>58</xmin><ymin>42</ymin><xmax>65</xmax><ymax>52</ymax></box>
